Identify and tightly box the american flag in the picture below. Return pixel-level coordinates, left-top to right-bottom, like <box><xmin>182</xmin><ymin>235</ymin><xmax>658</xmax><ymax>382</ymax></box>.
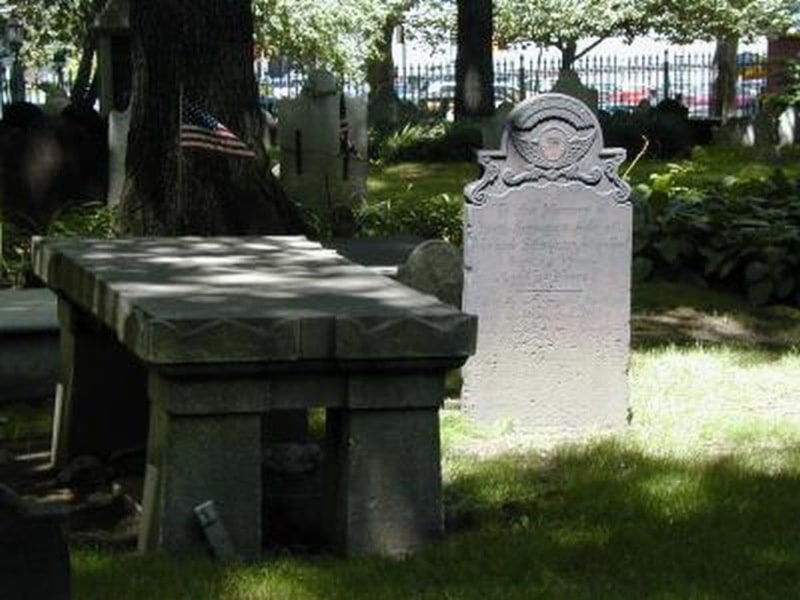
<box><xmin>180</xmin><ymin>98</ymin><xmax>256</xmax><ymax>158</ymax></box>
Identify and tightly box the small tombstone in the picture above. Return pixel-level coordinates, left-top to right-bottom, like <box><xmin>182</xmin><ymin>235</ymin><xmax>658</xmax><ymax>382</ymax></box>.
<box><xmin>93</xmin><ymin>0</ymin><xmax>131</xmax><ymax>117</ymax></box>
<box><xmin>551</xmin><ymin>70</ymin><xmax>599</xmax><ymax>113</ymax></box>
<box><xmin>107</xmin><ymin>105</ymin><xmax>131</xmax><ymax>206</ymax></box>
<box><xmin>714</xmin><ymin>117</ymin><xmax>756</xmax><ymax>147</ymax></box>
<box><xmin>753</xmin><ymin>108</ymin><xmax>778</xmax><ymax>149</ymax></box>
<box><xmin>278</xmin><ymin>70</ymin><xmax>368</xmax><ymax>236</ymax></box>
<box><xmin>777</xmin><ymin>105</ymin><xmax>798</xmax><ymax>146</ymax></box>
<box><xmin>479</xmin><ymin>103</ymin><xmax>514</xmax><ymax>150</ymax></box>
<box><xmin>462</xmin><ymin>92</ymin><xmax>632</xmax><ymax>440</ymax></box>
<box><xmin>396</xmin><ymin>240</ymin><xmax>463</xmax><ymax>308</ymax></box>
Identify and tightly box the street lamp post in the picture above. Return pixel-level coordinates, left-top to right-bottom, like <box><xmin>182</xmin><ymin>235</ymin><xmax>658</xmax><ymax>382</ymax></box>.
<box><xmin>6</xmin><ymin>17</ymin><xmax>24</xmax><ymax>103</ymax></box>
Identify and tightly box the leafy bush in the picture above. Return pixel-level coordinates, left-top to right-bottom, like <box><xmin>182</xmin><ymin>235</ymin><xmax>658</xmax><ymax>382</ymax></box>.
<box><xmin>600</xmin><ymin>99</ymin><xmax>695</xmax><ymax>160</ymax></box>
<box><xmin>1</xmin><ymin>202</ymin><xmax>117</xmax><ymax>288</ymax></box>
<box><xmin>357</xmin><ymin>191</ymin><xmax>463</xmax><ymax>246</ymax></box>
<box><xmin>372</xmin><ymin>120</ymin><xmax>482</xmax><ymax>163</ymax></box>
<box><xmin>633</xmin><ymin>167</ymin><xmax>800</xmax><ymax>305</ymax></box>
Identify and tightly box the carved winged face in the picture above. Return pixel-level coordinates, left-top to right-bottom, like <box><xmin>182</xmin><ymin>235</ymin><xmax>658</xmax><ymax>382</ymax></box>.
<box><xmin>507</xmin><ymin>94</ymin><xmax>598</xmax><ymax>170</ymax></box>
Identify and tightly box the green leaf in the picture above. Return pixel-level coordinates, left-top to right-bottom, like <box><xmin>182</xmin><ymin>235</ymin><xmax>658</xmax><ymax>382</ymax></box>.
<box><xmin>747</xmin><ymin>280</ymin><xmax>774</xmax><ymax>306</ymax></box>
<box><xmin>775</xmin><ymin>276</ymin><xmax>796</xmax><ymax>299</ymax></box>
<box><xmin>632</xmin><ymin>257</ymin><xmax>654</xmax><ymax>282</ymax></box>
<box><xmin>719</xmin><ymin>258</ymin><xmax>740</xmax><ymax>280</ymax></box>
<box><xmin>653</xmin><ymin>238</ymin><xmax>680</xmax><ymax>265</ymax></box>
<box><xmin>703</xmin><ymin>250</ymin><xmax>725</xmax><ymax>276</ymax></box>
<box><xmin>733</xmin><ymin>218</ymin><xmax>771</xmax><ymax>228</ymax></box>
<box><xmin>745</xmin><ymin>261</ymin><xmax>769</xmax><ymax>282</ymax></box>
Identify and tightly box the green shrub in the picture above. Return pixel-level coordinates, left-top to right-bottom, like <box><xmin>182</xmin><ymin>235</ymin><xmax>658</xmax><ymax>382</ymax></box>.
<box><xmin>633</xmin><ymin>167</ymin><xmax>800</xmax><ymax>305</ymax></box>
<box><xmin>1</xmin><ymin>202</ymin><xmax>117</xmax><ymax>288</ymax></box>
<box><xmin>357</xmin><ymin>191</ymin><xmax>463</xmax><ymax>246</ymax></box>
<box><xmin>372</xmin><ymin>120</ymin><xmax>482</xmax><ymax>163</ymax></box>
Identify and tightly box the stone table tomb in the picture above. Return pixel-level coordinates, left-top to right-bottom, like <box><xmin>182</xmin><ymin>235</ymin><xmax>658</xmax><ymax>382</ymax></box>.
<box><xmin>32</xmin><ymin>235</ymin><xmax>476</xmax><ymax>559</ymax></box>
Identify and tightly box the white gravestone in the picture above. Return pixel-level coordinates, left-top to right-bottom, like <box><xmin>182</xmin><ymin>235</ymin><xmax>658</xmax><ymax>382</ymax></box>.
<box><xmin>462</xmin><ymin>92</ymin><xmax>632</xmax><ymax>440</ymax></box>
<box><xmin>278</xmin><ymin>70</ymin><xmax>368</xmax><ymax>236</ymax></box>
<box><xmin>106</xmin><ymin>105</ymin><xmax>131</xmax><ymax>206</ymax></box>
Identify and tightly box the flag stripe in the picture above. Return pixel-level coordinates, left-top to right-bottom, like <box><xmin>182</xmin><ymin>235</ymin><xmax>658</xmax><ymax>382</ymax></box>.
<box><xmin>179</xmin><ymin>98</ymin><xmax>256</xmax><ymax>158</ymax></box>
<box><xmin>181</xmin><ymin>140</ymin><xmax>256</xmax><ymax>157</ymax></box>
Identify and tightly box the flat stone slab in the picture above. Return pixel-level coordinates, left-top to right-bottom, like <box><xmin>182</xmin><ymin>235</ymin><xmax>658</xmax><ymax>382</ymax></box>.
<box><xmin>0</xmin><ymin>289</ymin><xmax>59</xmax><ymax>402</ymax></box>
<box><xmin>32</xmin><ymin>236</ymin><xmax>476</xmax><ymax>366</ymax></box>
<box><xmin>0</xmin><ymin>289</ymin><xmax>58</xmax><ymax>333</ymax></box>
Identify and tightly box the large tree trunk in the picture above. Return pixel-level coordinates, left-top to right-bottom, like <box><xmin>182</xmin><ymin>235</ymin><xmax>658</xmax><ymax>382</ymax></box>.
<box><xmin>120</xmin><ymin>0</ymin><xmax>302</xmax><ymax>235</ymax></box>
<box><xmin>712</xmin><ymin>37</ymin><xmax>738</xmax><ymax>123</ymax></box>
<box><xmin>561</xmin><ymin>40</ymin><xmax>578</xmax><ymax>71</ymax></box>
<box><xmin>455</xmin><ymin>0</ymin><xmax>494</xmax><ymax>120</ymax></box>
<box><xmin>366</xmin><ymin>18</ymin><xmax>400</xmax><ymax>129</ymax></box>
<box><xmin>69</xmin><ymin>0</ymin><xmax>107</xmax><ymax>109</ymax></box>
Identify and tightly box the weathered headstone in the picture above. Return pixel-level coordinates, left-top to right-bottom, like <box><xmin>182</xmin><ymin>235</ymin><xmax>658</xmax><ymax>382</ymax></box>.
<box><xmin>396</xmin><ymin>240</ymin><xmax>463</xmax><ymax>308</ymax></box>
<box><xmin>479</xmin><ymin>102</ymin><xmax>514</xmax><ymax>150</ymax></box>
<box><xmin>753</xmin><ymin>108</ymin><xmax>778</xmax><ymax>149</ymax></box>
<box><xmin>93</xmin><ymin>0</ymin><xmax>131</xmax><ymax>117</ymax></box>
<box><xmin>777</xmin><ymin>105</ymin><xmax>798</xmax><ymax>146</ymax></box>
<box><xmin>107</xmin><ymin>105</ymin><xmax>131</xmax><ymax>206</ymax></box>
<box><xmin>714</xmin><ymin>117</ymin><xmax>756</xmax><ymax>147</ymax></box>
<box><xmin>462</xmin><ymin>92</ymin><xmax>632</xmax><ymax>440</ymax></box>
<box><xmin>278</xmin><ymin>70</ymin><xmax>368</xmax><ymax>236</ymax></box>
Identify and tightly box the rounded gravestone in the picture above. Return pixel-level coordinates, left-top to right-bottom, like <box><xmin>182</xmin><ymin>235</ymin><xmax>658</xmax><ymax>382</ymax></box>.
<box><xmin>396</xmin><ymin>240</ymin><xmax>463</xmax><ymax>308</ymax></box>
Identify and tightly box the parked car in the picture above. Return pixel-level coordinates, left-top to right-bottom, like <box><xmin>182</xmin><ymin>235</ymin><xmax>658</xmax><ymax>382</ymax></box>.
<box><xmin>425</xmin><ymin>80</ymin><xmax>521</xmax><ymax>111</ymax></box>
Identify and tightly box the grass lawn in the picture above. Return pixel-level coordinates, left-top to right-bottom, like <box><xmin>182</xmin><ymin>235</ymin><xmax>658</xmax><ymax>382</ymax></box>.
<box><xmin>367</xmin><ymin>161</ymin><xmax>480</xmax><ymax>201</ymax></box>
<box><xmin>58</xmin><ymin>279</ymin><xmax>800</xmax><ymax>599</ymax></box>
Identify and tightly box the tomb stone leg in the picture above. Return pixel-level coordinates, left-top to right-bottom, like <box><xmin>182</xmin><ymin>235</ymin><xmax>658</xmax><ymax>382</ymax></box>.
<box><xmin>327</xmin><ymin>372</ymin><xmax>444</xmax><ymax>556</ymax></box>
<box><xmin>52</xmin><ymin>299</ymin><xmax>148</xmax><ymax>467</ymax></box>
<box><xmin>139</xmin><ymin>373</ymin><xmax>264</xmax><ymax>560</ymax></box>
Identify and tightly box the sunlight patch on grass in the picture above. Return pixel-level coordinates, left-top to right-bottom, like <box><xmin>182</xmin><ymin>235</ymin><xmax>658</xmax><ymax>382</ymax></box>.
<box><xmin>0</xmin><ymin>400</ymin><xmax>53</xmax><ymax>443</ymax></box>
<box><xmin>630</xmin><ymin>345</ymin><xmax>800</xmax><ymax>458</ymax></box>
<box><xmin>367</xmin><ymin>162</ymin><xmax>476</xmax><ymax>202</ymax></box>
<box><xmin>547</xmin><ymin>523</ymin><xmax>611</xmax><ymax>549</ymax></box>
<box><xmin>637</xmin><ymin>471</ymin><xmax>710</xmax><ymax>519</ymax></box>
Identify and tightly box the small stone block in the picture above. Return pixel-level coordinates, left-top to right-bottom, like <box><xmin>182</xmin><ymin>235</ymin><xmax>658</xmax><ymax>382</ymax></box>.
<box><xmin>194</xmin><ymin>500</ymin><xmax>238</xmax><ymax>561</ymax></box>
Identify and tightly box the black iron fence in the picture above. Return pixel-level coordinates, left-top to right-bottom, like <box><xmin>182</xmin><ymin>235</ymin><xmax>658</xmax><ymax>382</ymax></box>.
<box><xmin>1</xmin><ymin>69</ymin><xmax>68</xmax><ymax>107</ymax></box>
<box><xmin>7</xmin><ymin>50</ymin><xmax>767</xmax><ymax>121</ymax></box>
<box><xmin>264</xmin><ymin>50</ymin><xmax>767</xmax><ymax>120</ymax></box>
<box><xmin>394</xmin><ymin>51</ymin><xmax>768</xmax><ymax>118</ymax></box>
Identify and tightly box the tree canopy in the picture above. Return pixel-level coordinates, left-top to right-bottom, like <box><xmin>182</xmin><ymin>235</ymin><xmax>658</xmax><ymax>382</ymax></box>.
<box><xmin>252</xmin><ymin>0</ymin><xmax>422</xmax><ymax>77</ymax></box>
<box><xmin>0</xmin><ymin>0</ymin><xmax>100</xmax><ymax>66</ymax></box>
<box><xmin>10</xmin><ymin>0</ymin><xmax>798</xmax><ymax>85</ymax></box>
<box><xmin>494</xmin><ymin>0</ymin><xmax>799</xmax><ymax>67</ymax></box>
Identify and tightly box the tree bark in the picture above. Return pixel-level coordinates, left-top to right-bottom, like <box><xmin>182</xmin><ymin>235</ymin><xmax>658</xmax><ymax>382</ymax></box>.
<box><xmin>366</xmin><ymin>18</ymin><xmax>400</xmax><ymax>129</ymax></box>
<box><xmin>120</xmin><ymin>0</ymin><xmax>302</xmax><ymax>236</ymax></box>
<box><xmin>561</xmin><ymin>40</ymin><xmax>578</xmax><ymax>71</ymax></box>
<box><xmin>69</xmin><ymin>0</ymin><xmax>107</xmax><ymax>108</ymax></box>
<box><xmin>455</xmin><ymin>0</ymin><xmax>494</xmax><ymax>120</ymax></box>
<box><xmin>712</xmin><ymin>37</ymin><xmax>738</xmax><ymax>123</ymax></box>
